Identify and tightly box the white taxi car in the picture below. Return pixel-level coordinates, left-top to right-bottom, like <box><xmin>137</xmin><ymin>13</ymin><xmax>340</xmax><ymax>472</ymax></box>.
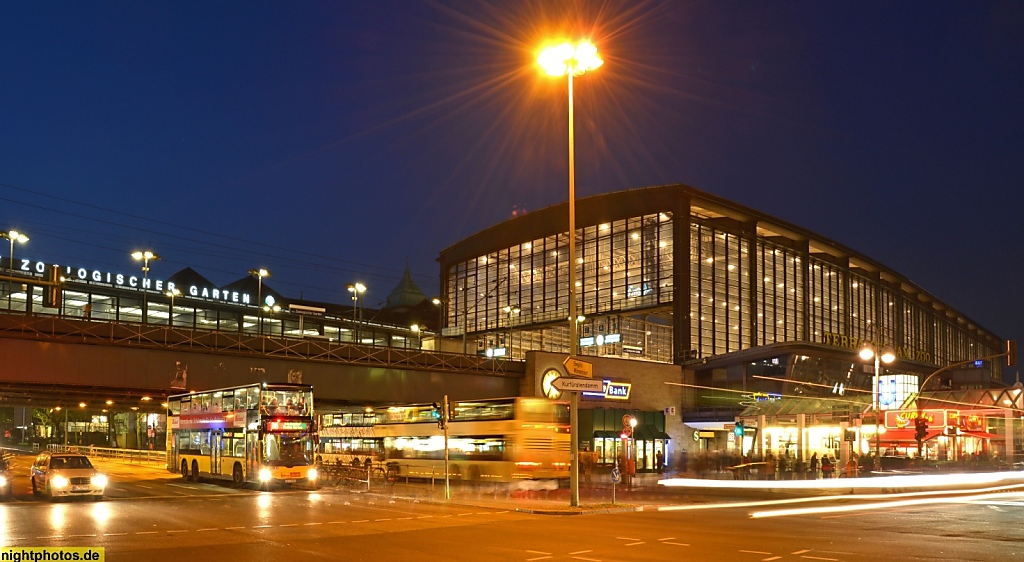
<box><xmin>30</xmin><ymin>452</ymin><xmax>107</xmax><ymax>501</ymax></box>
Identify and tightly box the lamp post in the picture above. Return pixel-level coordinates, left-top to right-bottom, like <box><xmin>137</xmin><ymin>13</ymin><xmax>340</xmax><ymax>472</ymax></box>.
<box><xmin>1</xmin><ymin>229</ymin><xmax>28</xmax><ymax>273</ymax></box>
<box><xmin>539</xmin><ymin>39</ymin><xmax>602</xmax><ymax>509</ymax></box>
<box><xmin>502</xmin><ymin>304</ymin><xmax>520</xmax><ymax>357</ymax></box>
<box><xmin>858</xmin><ymin>342</ymin><xmax>895</xmax><ymax>469</ymax></box>
<box><xmin>165</xmin><ymin>288</ymin><xmax>180</xmax><ymax>327</ymax></box>
<box><xmin>411</xmin><ymin>324</ymin><xmax>421</xmax><ymax>349</ymax></box>
<box><xmin>347</xmin><ymin>282</ymin><xmax>366</xmax><ymax>343</ymax></box>
<box><xmin>248</xmin><ymin>268</ymin><xmax>270</xmax><ymax>335</ymax></box>
<box><xmin>432</xmin><ymin>297</ymin><xmax>445</xmax><ymax>351</ymax></box>
<box><xmin>131</xmin><ymin>250</ymin><xmax>160</xmax><ymax>322</ymax></box>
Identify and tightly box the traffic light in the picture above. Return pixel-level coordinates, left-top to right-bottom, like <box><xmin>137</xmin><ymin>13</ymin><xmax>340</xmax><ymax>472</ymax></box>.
<box><xmin>1007</xmin><ymin>340</ymin><xmax>1017</xmax><ymax>367</ymax></box>
<box><xmin>733</xmin><ymin>421</ymin><xmax>744</xmax><ymax>437</ymax></box>
<box><xmin>431</xmin><ymin>402</ymin><xmax>442</xmax><ymax>421</ymax></box>
<box><xmin>448</xmin><ymin>401</ymin><xmax>457</xmax><ymax>421</ymax></box>
<box><xmin>914</xmin><ymin>417</ymin><xmax>928</xmax><ymax>442</ymax></box>
<box><xmin>41</xmin><ymin>264</ymin><xmax>61</xmax><ymax>309</ymax></box>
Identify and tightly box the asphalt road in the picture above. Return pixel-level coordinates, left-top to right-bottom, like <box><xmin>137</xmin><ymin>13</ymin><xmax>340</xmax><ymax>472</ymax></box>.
<box><xmin>2</xmin><ymin>452</ymin><xmax>1023</xmax><ymax>561</ymax></box>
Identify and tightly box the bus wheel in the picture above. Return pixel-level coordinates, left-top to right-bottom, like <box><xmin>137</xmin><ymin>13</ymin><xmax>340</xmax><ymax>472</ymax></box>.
<box><xmin>191</xmin><ymin>460</ymin><xmax>200</xmax><ymax>482</ymax></box>
<box><xmin>232</xmin><ymin>464</ymin><xmax>244</xmax><ymax>487</ymax></box>
<box><xmin>180</xmin><ymin>460</ymin><xmax>190</xmax><ymax>481</ymax></box>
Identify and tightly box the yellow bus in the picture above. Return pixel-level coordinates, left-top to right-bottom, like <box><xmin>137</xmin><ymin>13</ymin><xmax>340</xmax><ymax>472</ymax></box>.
<box><xmin>167</xmin><ymin>382</ymin><xmax>318</xmax><ymax>488</ymax></box>
<box><xmin>318</xmin><ymin>397</ymin><xmax>570</xmax><ymax>482</ymax></box>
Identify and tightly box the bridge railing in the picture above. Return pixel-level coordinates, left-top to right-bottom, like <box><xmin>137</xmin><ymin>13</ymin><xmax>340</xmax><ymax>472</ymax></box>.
<box><xmin>48</xmin><ymin>444</ymin><xmax>167</xmax><ymax>465</ymax></box>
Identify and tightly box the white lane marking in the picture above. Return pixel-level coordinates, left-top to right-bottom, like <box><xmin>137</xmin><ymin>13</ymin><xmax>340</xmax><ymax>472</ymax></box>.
<box><xmin>304</xmin><ymin>522</ymin><xmax>322</xmax><ymax>526</ymax></box>
<box><xmin>136</xmin><ymin>531</ymin><xmax>159</xmax><ymax>535</ymax></box>
<box><xmin>279</xmin><ymin>523</ymin><xmax>298</xmax><ymax>527</ymax></box>
<box><xmin>617</xmin><ymin>537</ymin><xmax>641</xmax><ymax>541</ymax></box>
<box><xmin>568</xmin><ymin>550</ymin><xmax>593</xmax><ymax>555</ymax></box>
<box><xmin>661</xmin><ymin>541</ymin><xmax>689</xmax><ymax>546</ymax></box>
<box><xmin>196</xmin><ymin>528</ymin><xmax>218</xmax><ymax>532</ymax></box>
<box><xmin>801</xmin><ymin>557</ymin><xmax>838</xmax><ymax>561</ymax></box>
<box><xmin>251</xmin><ymin>525</ymin><xmax>273</xmax><ymax>529</ymax></box>
<box><xmin>352</xmin><ymin>520</ymin><xmax>369</xmax><ymax>523</ymax></box>
<box><xmin>740</xmin><ymin>550</ymin><xmax>772</xmax><ymax>555</ymax></box>
<box><xmin>762</xmin><ymin>557</ymin><xmax>782</xmax><ymax>561</ymax></box>
<box><xmin>224</xmin><ymin>526</ymin><xmax>245</xmax><ymax>530</ymax></box>
<box><xmin>104</xmin><ymin>533</ymin><xmax>127</xmax><ymax>537</ymax></box>
<box><xmin>69</xmin><ymin>534</ymin><xmax>96</xmax><ymax>538</ymax></box>
<box><xmin>37</xmin><ymin>536</ymin><xmax>63</xmax><ymax>540</ymax></box>
<box><xmin>374</xmin><ymin>518</ymin><xmax>390</xmax><ymax>522</ymax></box>
<box><xmin>792</xmin><ymin>550</ymin><xmax>810</xmax><ymax>555</ymax></box>
<box><xmin>526</xmin><ymin>556</ymin><xmax>552</xmax><ymax>562</ymax></box>
<box><xmin>168</xmin><ymin>483</ymin><xmax>197</xmax><ymax>490</ymax></box>
<box><xmin>327</xmin><ymin>521</ymin><xmax>345</xmax><ymax>524</ymax></box>
<box><xmin>626</xmin><ymin>542</ymin><xmax>644</xmax><ymax>546</ymax></box>
<box><xmin>137</xmin><ymin>484</ymin><xmax>153</xmax><ymax>489</ymax></box>
<box><xmin>167</xmin><ymin>530</ymin><xmax>189</xmax><ymax>533</ymax></box>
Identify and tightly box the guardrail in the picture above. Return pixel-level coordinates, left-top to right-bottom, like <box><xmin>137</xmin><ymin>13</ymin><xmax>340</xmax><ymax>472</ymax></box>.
<box><xmin>48</xmin><ymin>444</ymin><xmax>167</xmax><ymax>465</ymax></box>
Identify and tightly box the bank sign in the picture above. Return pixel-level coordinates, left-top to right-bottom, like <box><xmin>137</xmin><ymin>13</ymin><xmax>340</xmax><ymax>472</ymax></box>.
<box><xmin>581</xmin><ymin>379</ymin><xmax>632</xmax><ymax>401</ymax></box>
<box><xmin>16</xmin><ymin>257</ymin><xmax>255</xmax><ymax>307</ymax></box>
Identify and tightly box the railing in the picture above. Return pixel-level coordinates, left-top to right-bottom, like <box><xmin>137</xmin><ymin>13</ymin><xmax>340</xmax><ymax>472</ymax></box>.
<box><xmin>48</xmin><ymin>444</ymin><xmax>167</xmax><ymax>465</ymax></box>
<box><xmin>0</xmin><ymin>314</ymin><xmax>522</xmax><ymax>376</ymax></box>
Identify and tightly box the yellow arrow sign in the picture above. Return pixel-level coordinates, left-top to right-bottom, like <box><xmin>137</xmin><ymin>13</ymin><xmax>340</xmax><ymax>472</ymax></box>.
<box><xmin>563</xmin><ymin>356</ymin><xmax>593</xmax><ymax>378</ymax></box>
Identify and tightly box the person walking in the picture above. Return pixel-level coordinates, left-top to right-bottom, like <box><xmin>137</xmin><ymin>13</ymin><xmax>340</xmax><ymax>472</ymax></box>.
<box><xmin>809</xmin><ymin>452</ymin><xmax>820</xmax><ymax>479</ymax></box>
<box><xmin>821</xmin><ymin>455</ymin><xmax>834</xmax><ymax>479</ymax></box>
<box><xmin>765</xmin><ymin>452</ymin><xmax>776</xmax><ymax>481</ymax></box>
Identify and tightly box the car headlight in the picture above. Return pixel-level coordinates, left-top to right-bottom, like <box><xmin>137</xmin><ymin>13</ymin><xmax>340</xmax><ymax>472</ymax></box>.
<box><xmin>258</xmin><ymin>467</ymin><xmax>272</xmax><ymax>482</ymax></box>
<box><xmin>52</xmin><ymin>475</ymin><xmax>69</xmax><ymax>489</ymax></box>
<box><xmin>91</xmin><ymin>474</ymin><xmax>108</xmax><ymax>488</ymax></box>
<box><xmin>307</xmin><ymin>468</ymin><xmax>318</xmax><ymax>481</ymax></box>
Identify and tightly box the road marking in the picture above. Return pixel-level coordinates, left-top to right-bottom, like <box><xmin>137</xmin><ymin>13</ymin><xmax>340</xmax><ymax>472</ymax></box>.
<box><xmin>571</xmin><ymin>557</ymin><xmax>600</xmax><ymax>562</ymax></box>
<box><xmin>800</xmin><ymin>557</ymin><xmax>838</xmax><ymax>561</ymax></box>
<box><xmin>327</xmin><ymin>521</ymin><xmax>345</xmax><ymax>524</ymax></box>
<box><xmin>137</xmin><ymin>484</ymin><xmax>153</xmax><ymax>489</ymax></box>
<box><xmin>251</xmin><ymin>525</ymin><xmax>273</xmax><ymax>529</ymax></box>
<box><xmin>69</xmin><ymin>534</ymin><xmax>97</xmax><ymax>538</ymax></box>
<box><xmin>374</xmin><ymin>518</ymin><xmax>391</xmax><ymax>522</ymax></box>
<box><xmin>225</xmin><ymin>526</ymin><xmax>245</xmax><ymax>530</ymax></box>
<box><xmin>625</xmin><ymin>542</ymin><xmax>645</xmax><ymax>546</ymax></box>
<box><xmin>739</xmin><ymin>550</ymin><xmax>772</xmax><ymax>555</ymax></box>
<box><xmin>304</xmin><ymin>522</ymin><xmax>322</xmax><ymax>526</ymax></box>
<box><xmin>661</xmin><ymin>541</ymin><xmax>689</xmax><ymax>547</ymax></box>
<box><xmin>526</xmin><ymin>557</ymin><xmax>552</xmax><ymax>562</ymax></box>
<box><xmin>617</xmin><ymin>537</ymin><xmax>641</xmax><ymax>541</ymax></box>
<box><xmin>196</xmin><ymin>528</ymin><xmax>218</xmax><ymax>532</ymax></box>
<box><xmin>762</xmin><ymin>557</ymin><xmax>782</xmax><ymax>561</ymax></box>
<box><xmin>136</xmin><ymin>531</ymin><xmax>159</xmax><ymax>535</ymax></box>
<box><xmin>167</xmin><ymin>530</ymin><xmax>189</xmax><ymax>533</ymax></box>
<box><xmin>37</xmin><ymin>536</ymin><xmax>63</xmax><ymax>540</ymax></box>
<box><xmin>279</xmin><ymin>523</ymin><xmax>298</xmax><ymax>527</ymax></box>
<box><xmin>792</xmin><ymin>550</ymin><xmax>810</xmax><ymax>555</ymax></box>
<box><xmin>104</xmin><ymin>533</ymin><xmax>127</xmax><ymax>537</ymax></box>
<box><xmin>352</xmin><ymin>520</ymin><xmax>369</xmax><ymax>523</ymax></box>
<box><xmin>168</xmin><ymin>483</ymin><xmax>197</xmax><ymax>490</ymax></box>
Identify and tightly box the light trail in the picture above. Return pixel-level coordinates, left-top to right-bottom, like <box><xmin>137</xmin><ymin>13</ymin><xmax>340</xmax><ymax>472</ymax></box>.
<box><xmin>750</xmin><ymin>490</ymin><xmax>1024</xmax><ymax>519</ymax></box>
<box><xmin>658</xmin><ymin>470</ymin><xmax>1024</xmax><ymax>491</ymax></box>
<box><xmin>658</xmin><ymin>482</ymin><xmax>1024</xmax><ymax>513</ymax></box>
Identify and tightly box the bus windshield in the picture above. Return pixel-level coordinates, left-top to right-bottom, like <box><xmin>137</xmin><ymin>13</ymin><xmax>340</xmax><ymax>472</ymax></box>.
<box><xmin>263</xmin><ymin>432</ymin><xmax>314</xmax><ymax>466</ymax></box>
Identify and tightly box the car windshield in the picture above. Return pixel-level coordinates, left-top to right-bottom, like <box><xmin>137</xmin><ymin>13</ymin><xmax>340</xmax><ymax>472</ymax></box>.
<box><xmin>51</xmin><ymin>456</ymin><xmax>93</xmax><ymax>470</ymax></box>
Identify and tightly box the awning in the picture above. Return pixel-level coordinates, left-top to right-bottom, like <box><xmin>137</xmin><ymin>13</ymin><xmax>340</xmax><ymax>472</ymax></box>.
<box><xmin>961</xmin><ymin>430</ymin><xmax>1004</xmax><ymax>440</ymax></box>
<box><xmin>877</xmin><ymin>428</ymin><xmax>943</xmax><ymax>442</ymax></box>
<box><xmin>593</xmin><ymin>430</ymin><xmax>621</xmax><ymax>439</ymax></box>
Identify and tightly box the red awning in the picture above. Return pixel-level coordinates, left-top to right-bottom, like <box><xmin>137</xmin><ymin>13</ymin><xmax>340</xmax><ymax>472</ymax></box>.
<box><xmin>877</xmin><ymin>428</ymin><xmax>942</xmax><ymax>443</ymax></box>
<box><xmin>961</xmin><ymin>430</ymin><xmax>1004</xmax><ymax>440</ymax></box>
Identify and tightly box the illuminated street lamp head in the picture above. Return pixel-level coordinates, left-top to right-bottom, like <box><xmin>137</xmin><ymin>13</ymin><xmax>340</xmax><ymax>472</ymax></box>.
<box><xmin>2</xmin><ymin>230</ymin><xmax>29</xmax><ymax>243</ymax></box>
<box><xmin>166</xmin><ymin>288</ymin><xmax>180</xmax><ymax>298</ymax></box>
<box><xmin>131</xmin><ymin>250</ymin><xmax>161</xmax><ymax>272</ymax></box>
<box><xmin>347</xmin><ymin>282</ymin><xmax>366</xmax><ymax>294</ymax></box>
<box><xmin>538</xmin><ymin>40</ymin><xmax>603</xmax><ymax>77</ymax></box>
<box><xmin>858</xmin><ymin>342</ymin><xmax>897</xmax><ymax>364</ymax></box>
<box><xmin>248</xmin><ymin>268</ymin><xmax>270</xmax><ymax>279</ymax></box>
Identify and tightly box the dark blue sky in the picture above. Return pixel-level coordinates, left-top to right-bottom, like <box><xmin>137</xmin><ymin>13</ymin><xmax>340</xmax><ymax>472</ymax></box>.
<box><xmin>2</xmin><ymin>2</ymin><xmax>1022</xmax><ymax>380</ymax></box>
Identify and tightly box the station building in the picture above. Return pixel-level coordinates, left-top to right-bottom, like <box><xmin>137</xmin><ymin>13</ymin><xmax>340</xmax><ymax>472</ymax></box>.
<box><xmin>436</xmin><ymin>184</ymin><xmax>1013</xmax><ymax>469</ymax></box>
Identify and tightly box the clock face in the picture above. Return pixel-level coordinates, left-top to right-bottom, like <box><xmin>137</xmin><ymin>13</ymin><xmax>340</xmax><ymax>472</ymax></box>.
<box><xmin>542</xmin><ymin>368</ymin><xmax>562</xmax><ymax>399</ymax></box>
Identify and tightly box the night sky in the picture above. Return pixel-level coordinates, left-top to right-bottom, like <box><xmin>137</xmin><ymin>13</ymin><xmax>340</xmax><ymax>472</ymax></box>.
<box><xmin>2</xmin><ymin>2</ymin><xmax>1022</xmax><ymax>381</ymax></box>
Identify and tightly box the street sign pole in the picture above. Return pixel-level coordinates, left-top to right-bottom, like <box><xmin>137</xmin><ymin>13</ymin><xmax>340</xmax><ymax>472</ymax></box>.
<box><xmin>570</xmin><ymin>389</ymin><xmax>579</xmax><ymax>507</ymax></box>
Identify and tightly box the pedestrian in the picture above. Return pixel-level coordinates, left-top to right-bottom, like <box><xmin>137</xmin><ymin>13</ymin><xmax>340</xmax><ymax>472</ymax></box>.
<box><xmin>809</xmin><ymin>453</ymin><xmax>820</xmax><ymax>479</ymax></box>
<box><xmin>821</xmin><ymin>455</ymin><xmax>834</xmax><ymax>479</ymax></box>
<box><xmin>765</xmin><ymin>452</ymin><xmax>776</xmax><ymax>481</ymax></box>
<box><xmin>656</xmin><ymin>450</ymin><xmax>664</xmax><ymax>473</ymax></box>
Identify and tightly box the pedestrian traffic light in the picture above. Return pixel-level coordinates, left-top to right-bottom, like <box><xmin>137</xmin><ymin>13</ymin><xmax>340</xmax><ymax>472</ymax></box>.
<box><xmin>1007</xmin><ymin>340</ymin><xmax>1017</xmax><ymax>367</ymax></box>
<box><xmin>733</xmin><ymin>421</ymin><xmax>744</xmax><ymax>437</ymax></box>
<box><xmin>914</xmin><ymin>417</ymin><xmax>928</xmax><ymax>441</ymax></box>
<box><xmin>431</xmin><ymin>402</ymin><xmax>442</xmax><ymax>420</ymax></box>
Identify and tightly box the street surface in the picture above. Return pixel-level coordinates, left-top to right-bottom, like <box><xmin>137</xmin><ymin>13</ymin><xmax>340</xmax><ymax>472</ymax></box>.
<box><xmin>1</xmin><ymin>452</ymin><xmax>1023</xmax><ymax>561</ymax></box>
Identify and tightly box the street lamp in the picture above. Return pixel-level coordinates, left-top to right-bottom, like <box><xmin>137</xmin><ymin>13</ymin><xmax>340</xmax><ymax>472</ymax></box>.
<box><xmin>432</xmin><ymin>297</ymin><xmax>445</xmax><ymax>351</ymax></box>
<box><xmin>539</xmin><ymin>39</ymin><xmax>602</xmax><ymax>509</ymax></box>
<box><xmin>165</xmin><ymin>288</ymin><xmax>180</xmax><ymax>327</ymax></box>
<box><xmin>1</xmin><ymin>229</ymin><xmax>29</xmax><ymax>273</ymax></box>
<box><xmin>502</xmin><ymin>304</ymin><xmax>520</xmax><ymax>357</ymax></box>
<box><xmin>538</xmin><ymin>40</ymin><xmax>602</xmax><ymax>356</ymax></box>
<box><xmin>131</xmin><ymin>250</ymin><xmax>160</xmax><ymax>322</ymax></box>
<box><xmin>859</xmin><ymin>342</ymin><xmax>896</xmax><ymax>468</ymax></box>
<box><xmin>411</xmin><ymin>324</ymin><xmax>421</xmax><ymax>349</ymax></box>
<box><xmin>247</xmin><ymin>269</ymin><xmax>270</xmax><ymax>334</ymax></box>
<box><xmin>347</xmin><ymin>282</ymin><xmax>366</xmax><ymax>343</ymax></box>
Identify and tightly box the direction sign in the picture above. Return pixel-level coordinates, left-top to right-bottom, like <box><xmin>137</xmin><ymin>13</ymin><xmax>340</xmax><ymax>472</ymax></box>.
<box><xmin>551</xmin><ymin>377</ymin><xmax>604</xmax><ymax>393</ymax></box>
<box><xmin>563</xmin><ymin>356</ymin><xmax>593</xmax><ymax>378</ymax></box>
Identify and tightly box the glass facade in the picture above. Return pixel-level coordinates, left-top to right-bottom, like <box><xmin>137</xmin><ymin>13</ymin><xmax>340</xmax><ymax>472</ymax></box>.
<box><xmin>440</xmin><ymin>187</ymin><xmax>1002</xmax><ymax>384</ymax></box>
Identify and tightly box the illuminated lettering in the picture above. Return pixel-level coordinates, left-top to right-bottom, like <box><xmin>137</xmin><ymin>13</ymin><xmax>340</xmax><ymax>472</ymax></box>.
<box><xmin>129</xmin><ymin>276</ymin><xmax>138</xmax><ymax>288</ymax></box>
<box><xmin>116</xmin><ymin>273</ymin><xmax>124</xmax><ymax>285</ymax></box>
<box><xmin>142</xmin><ymin>278</ymin><xmax>152</xmax><ymax>290</ymax></box>
<box><xmin>92</xmin><ymin>270</ymin><xmax>102</xmax><ymax>282</ymax></box>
